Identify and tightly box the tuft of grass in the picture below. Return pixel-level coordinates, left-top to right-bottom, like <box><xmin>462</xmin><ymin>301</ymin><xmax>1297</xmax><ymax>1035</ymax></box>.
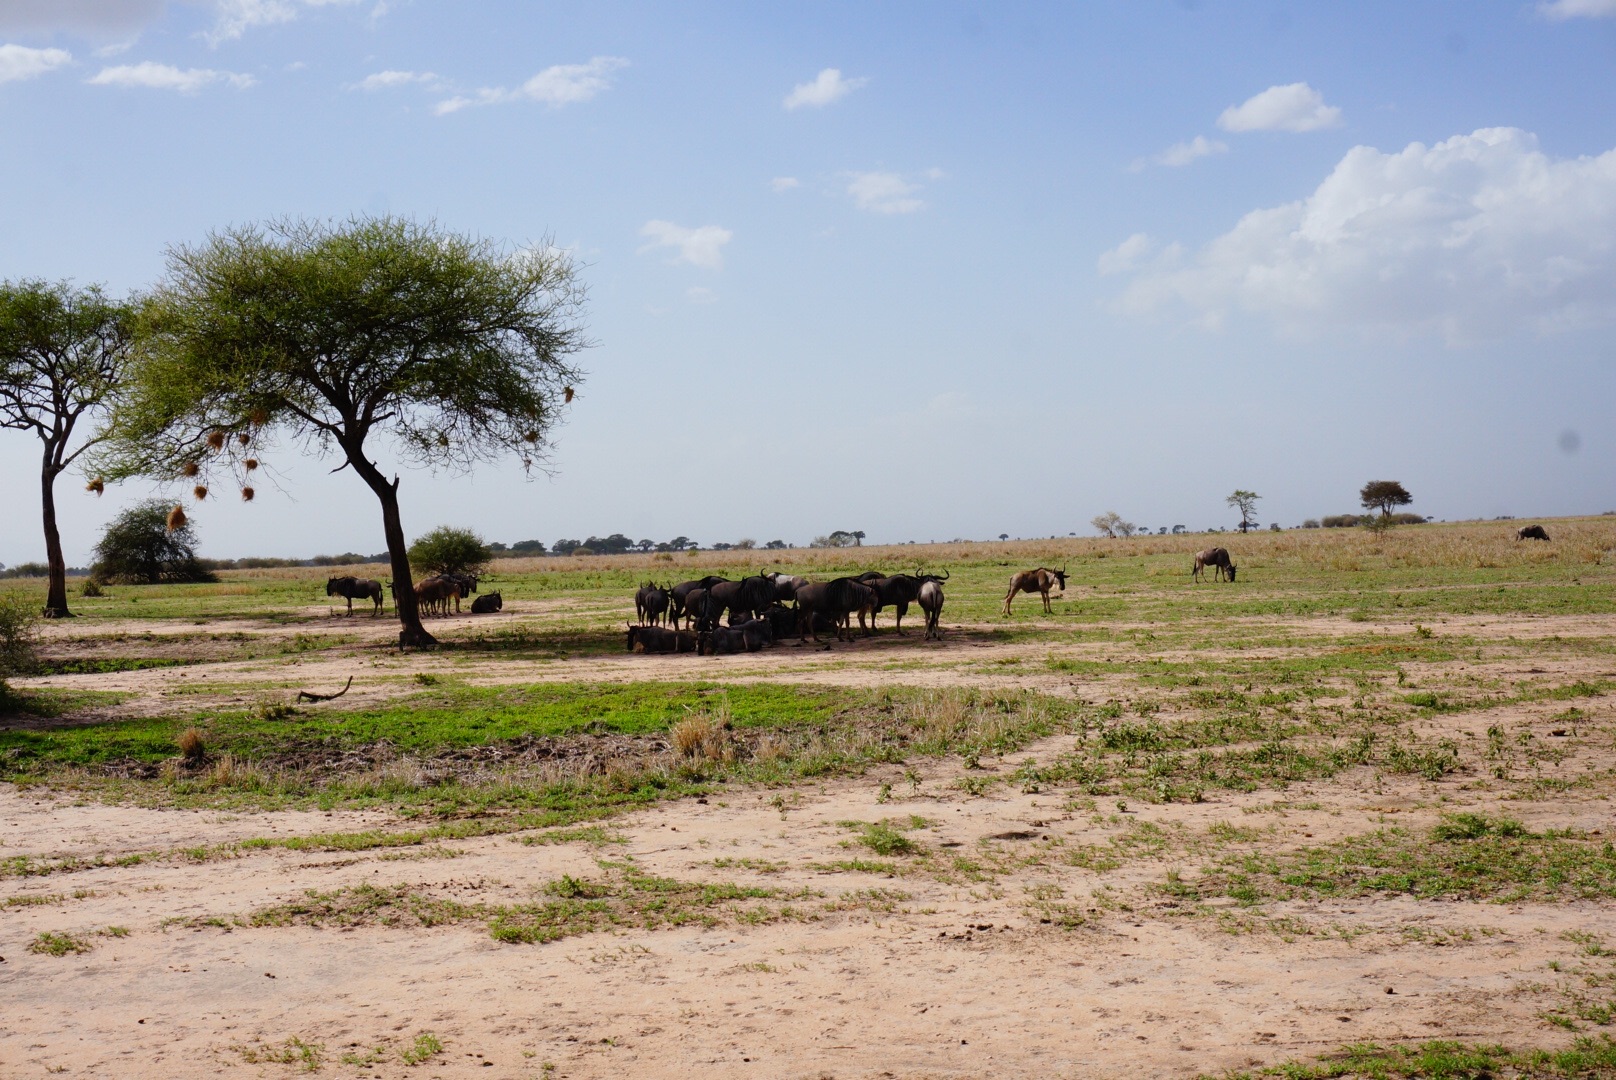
<box><xmin>176</xmin><ymin>726</ymin><xmax>206</xmax><ymax>762</ymax></box>
<box><xmin>235</xmin><ymin>1037</ymin><xmax>324</xmax><ymax>1071</ymax></box>
<box><xmin>400</xmin><ymin>1032</ymin><xmax>443</xmax><ymax>1065</ymax></box>
<box><xmin>839</xmin><ymin>819</ymin><xmax>923</xmax><ymax>857</ymax></box>
<box><xmin>28</xmin><ymin>930</ymin><xmax>92</xmax><ymax>956</ymax></box>
<box><xmin>1202</xmin><ymin>1035</ymin><xmax>1616</xmax><ymax>1079</ymax></box>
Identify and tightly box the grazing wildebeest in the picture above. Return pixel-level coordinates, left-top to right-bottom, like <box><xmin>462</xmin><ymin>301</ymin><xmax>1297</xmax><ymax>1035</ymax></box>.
<box><xmin>765</xmin><ymin>572</ymin><xmax>807</xmax><ymax>602</ymax></box>
<box><xmin>415</xmin><ymin>575</ymin><xmax>460</xmax><ymax>616</ymax></box>
<box><xmin>635</xmin><ymin>581</ymin><xmax>670</xmax><ymax>625</ymax></box>
<box><xmin>470</xmin><ymin>591</ymin><xmax>502</xmax><ymax>614</ymax></box>
<box><xmin>670</xmin><ymin>576</ymin><xmax>729</xmax><ymax>628</ymax></box>
<box><xmin>918</xmin><ymin>578</ymin><xmax>945</xmax><ymax>640</ymax></box>
<box><xmin>326</xmin><ymin>576</ymin><xmax>384</xmax><ymax>616</ymax></box>
<box><xmin>627</xmin><ymin>625</ymin><xmax>697</xmax><ymax>653</ymax></box>
<box><xmin>1191</xmin><ymin>547</ymin><xmax>1236</xmax><ymax>583</ymax></box>
<box><xmin>794</xmin><ymin>577</ymin><xmax>877</xmax><ymax>642</ymax></box>
<box><xmin>1002</xmin><ymin>567</ymin><xmax>1068</xmax><ymax>615</ymax></box>
<box><xmin>1516</xmin><ymin>525</ymin><xmax>1551</xmax><ymax>542</ymax></box>
<box><xmin>707</xmin><ymin>575</ymin><xmax>775</xmax><ymax>624</ymax></box>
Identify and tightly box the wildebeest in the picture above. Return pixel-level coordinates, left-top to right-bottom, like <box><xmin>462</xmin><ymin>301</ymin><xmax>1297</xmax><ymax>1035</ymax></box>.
<box><xmin>679</xmin><ymin>587</ymin><xmax>720</xmax><ymax>632</ymax></box>
<box><xmin>698</xmin><ymin>625</ymin><xmax>752</xmax><ymax>655</ymax></box>
<box><xmin>670</xmin><ymin>576</ymin><xmax>729</xmax><ymax>628</ymax></box>
<box><xmin>1516</xmin><ymin>525</ymin><xmax>1551</xmax><ymax>542</ymax></box>
<box><xmin>1191</xmin><ymin>547</ymin><xmax>1236</xmax><ymax>583</ymax></box>
<box><xmin>765</xmin><ymin>572</ymin><xmax>807</xmax><ymax>602</ymax></box>
<box><xmin>626</xmin><ymin>625</ymin><xmax>699</xmax><ymax>654</ymax></box>
<box><xmin>635</xmin><ymin>581</ymin><xmax>670</xmax><ymax>625</ymax></box>
<box><xmin>758</xmin><ymin>604</ymin><xmax>799</xmax><ymax>640</ymax></box>
<box><xmin>414</xmin><ymin>575</ymin><xmax>461</xmax><ymax>616</ymax></box>
<box><xmin>794</xmin><ymin>577</ymin><xmax>877</xmax><ymax>642</ymax></box>
<box><xmin>326</xmin><ymin>575</ymin><xmax>383</xmax><ymax>616</ymax></box>
<box><xmin>706</xmin><ymin>575</ymin><xmax>775</xmax><ymax>624</ymax></box>
<box><xmin>918</xmin><ymin>578</ymin><xmax>945</xmax><ymax>640</ymax></box>
<box><xmin>435</xmin><ymin>572</ymin><xmax>478</xmax><ymax>613</ymax></box>
<box><xmin>864</xmin><ymin>572</ymin><xmax>942</xmax><ymax>634</ymax></box>
<box><xmin>1002</xmin><ymin>567</ymin><xmax>1068</xmax><ymax>615</ymax></box>
<box><xmin>470</xmin><ymin>591</ymin><xmax>502</xmax><ymax>614</ymax></box>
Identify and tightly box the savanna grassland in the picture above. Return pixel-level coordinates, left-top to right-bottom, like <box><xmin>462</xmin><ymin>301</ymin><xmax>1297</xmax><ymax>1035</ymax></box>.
<box><xmin>3</xmin><ymin>518</ymin><xmax>1616</xmax><ymax>1079</ymax></box>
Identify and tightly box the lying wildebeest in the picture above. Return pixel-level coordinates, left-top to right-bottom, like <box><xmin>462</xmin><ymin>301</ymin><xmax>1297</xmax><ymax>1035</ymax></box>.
<box><xmin>707</xmin><ymin>574</ymin><xmax>776</xmax><ymax>624</ymax></box>
<box><xmin>670</xmin><ymin>576</ymin><xmax>729</xmax><ymax>628</ymax></box>
<box><xmin>759</xmin><ymin>603</ymin><xmax>799</xmax><ymax>639</ymax></box>
<box><xmin>470</xmin><ymin>591</ymin><xmax>502</xmax><ymax>614</ymax></box>
<box><xmin>734</xmin><ymin>617</ymin><xmax>774</xmax><ymax>651</ymax></box>
<box><xmin>1191</xmin><ymin>547</ymin><xmax>1236</xmax><ymax>583</ymax></box>
<box><xmin>765</xmin><ymin>572</ymin><xmax>806</xmax><ymax>602</ymax></box>
<box><xmin>1516</xmin><ymin>525</ymin><xmax>1551</xmax><ymax>542</ymax></box>
<box><xmin>918</xmin><ymin>578</ymin><xmax>945</xmax><ymax>640</ymax></box>
<box><xmin>635</xmin><ymin>581</ymin><xmax>670</xmax><ymax>625</ymax></box>
<box><xmin>626</xmin><ymin>625</ymin><xmax>699</xmax><ymax>653</ymax></box>
<box><xmin>326</xmin><ymin>575</ymin><xmax>383</xmax><ymax>616</ymax></box>
<box><xmin>414</xmin><ymin>575</ymin><xmax>461</xmax><ymax>616</ymax></box>
<box><xmin>1002</xmin><ymin>567</ymin><xmax>1068</xmax><ymax>615</ymax></box>
<box><xmin>698</xmin><ymin>625</ymin><xmax>751</xmax><ymax>655</ymax></box>
<box><xmin>794</xmin><ymin>577</ymin><xmax>877</xmax><ymax>642</ymax></box>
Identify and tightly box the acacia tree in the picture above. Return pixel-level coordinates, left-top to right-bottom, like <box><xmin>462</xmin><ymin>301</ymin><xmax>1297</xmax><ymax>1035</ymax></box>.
<box><xmin>1227</xmin><ymin>489</ymin><xmax>1260</xmax><ymax>533</ymax></box>
<box><xmin>99</xmin><ymin>217</ymin><xmax>587</xmax><ymax>646</ymax></box>
<box><xmin>0</xmin><ymin>282</ymin><xmax>133</xmax><ymax>617</ymax></box>
<box><xmin>1360</xmin><ymin>480</ymin><xmax>1413</xmax><ymax>531</ymax></box>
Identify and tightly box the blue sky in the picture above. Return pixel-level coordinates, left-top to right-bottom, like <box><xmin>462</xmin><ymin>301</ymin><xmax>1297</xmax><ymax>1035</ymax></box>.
<box><xmin>2</xmin><ymin>0</ymin><xmax>1614</xmax><ymax>562</ymax></box>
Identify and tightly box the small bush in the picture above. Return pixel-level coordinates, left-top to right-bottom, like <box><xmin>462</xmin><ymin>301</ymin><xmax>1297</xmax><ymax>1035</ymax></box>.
<box><xmin>1301</xmin><ymin>519</ymin><xmax>1320</xmax><ymax>529</ymax></box>
<box><xmin>79</xmin><ymin>579</ymin><xmax>104</xmax><ymax>597</ymax></box>
<box><xmin>90</xmin><ymin>499</ymin><xmax>216</xmax><ymax>584</ymax></box>
<box><xmin>400</xmin><ymin>1033</ymin><xmax>443</xmax><ymax>1065</ymax></box>
<box><xmin>407</xmin><ymin>526</ymin><xmax>491</xmax><ymax>576</ymax></box>
<box><xmin>0</xmin><ymin>593</ymin><xmax>40</xmax><ymax>676</ymax></box>
<box><xmin>30</xmin><ymin>930</ymin><xmax>92</xmax><ymax>956</ymax></box>
<box><xmin>1322</xmin><ymin>514</ymin><xmax>1362</xmax><ymax>528</ymax></box>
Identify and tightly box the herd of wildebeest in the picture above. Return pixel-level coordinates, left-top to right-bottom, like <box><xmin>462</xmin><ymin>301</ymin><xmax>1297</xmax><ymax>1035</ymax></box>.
<box><xmin>319</xmin><ymin>526</ymin><xmax>1556</xmax><ymax>652</ymax></box>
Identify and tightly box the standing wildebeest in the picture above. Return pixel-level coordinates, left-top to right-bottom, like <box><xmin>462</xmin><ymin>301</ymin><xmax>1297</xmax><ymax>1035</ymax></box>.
<box><xmin>1516</xmin><ymin>525</ymin><xmax>1551</xmax><ymax>541</ymax></box>
<box><xmin>635</xmin><ymin>581</ymin><xmax>671</xmax><ymax>625</ymax></box>
<box><xmin>765</xmin><ymin>572</ymin><xmax>806</xmax><ymax>602</ymax></box>
<box><xmin>670</xmin><ymin>576</ymin><xmax>729</xmax><ymax>628</ymax></box>
<box><xmin>442</xmin><ymin>572</ymin><xmax>478</xmax><ymax>612</ymax></box>
<box><xmin>415</xmin><ymin>575</ymin><xmax>460</xmax><ymax>616</ymax></box>
<box><xmin>1002</xmin><ymin>567</ymin><xmax>1068</xmax><ymax>615</ymax></box>
<box><xmin>1191</xmin><ymin>547</ymin><xmax>1236</xmax><ymax>583</ymax></box>
<box><xmin>679</xmin><ymin>587</ymin><xmax>721</xmax><ymax>632</ymax></box>
<box><xmin>794</xmin><ymin>577</ymin><xmax>877</xmax><ymax>642</ymax></box>
<box><xmin>918</xmin><ymin>578</ymin><xmax>945</xmax><ymax>640</ymax></box>
<box><xmin>864</xmin><ymin>574</ymin><xmax>926</xmax><ymax>634</ymax></box>
<box><xmin>326</xmin><ymin>576</ymin><xmax>384</xmax><ymax>616</ymax></box>
<box><xmin>706</xmin><ymin>575</ymin><xmax>776</xmax><ymax>624</ymax></box>
<box><xmin>470</xmin><ymin>591</ymin><xmax>502</xmax><ymax>614</ymax></box>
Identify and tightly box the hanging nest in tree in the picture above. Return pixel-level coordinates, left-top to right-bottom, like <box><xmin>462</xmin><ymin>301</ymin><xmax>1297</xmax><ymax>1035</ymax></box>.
<box><xmin>181</xmin><ymin>461</ymin><xmax>200</xmax><ymax>478</ymax></box>
<box><xmin>85</xmin><ymin>478</ymin><xmax>105</xmax><ymax>496</ymax></box>
<box><xmin>192</xmin><ymin>485</ymin><xmax>208</xmax><ymax>501</ymax></box>
<box><xmin>166</xmin><ymin>505</ymin><xmax>187</xmax><ymax>532</ymax></box>
<box><xmin>244</xmin><ymin>458</ymin><xmax>259</xmax><ymax>471</ymax></box>
<box><xmin>205</xmin><ymin>430</ymin><xmax>226</xmax><ymax>452</ymax></box>
<box><xmin>241</xmin><ymin>486</ymin><xmax>255</xmax><ymax>502</ymax></box>
<box><xmin>249</xmin><ymin>408</ymin><xmax>268</xmax><ymax>426</ymax></box>
<box><xmin>563</xmin><ymin>386</ymin><xmax>575</xmax><ymax>403</ymax></box>
<box><xmin>522</xmin><ymin>430</ymin><xmax>538</xmax><ymax>443</ymax></box>
<box><xmin>236</xmin><ymin>433</ymin><xmax>250</xmax><ymax>447</ymax></box>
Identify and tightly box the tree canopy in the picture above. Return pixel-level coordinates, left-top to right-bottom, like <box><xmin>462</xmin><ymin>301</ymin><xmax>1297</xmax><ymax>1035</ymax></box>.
<box><xmin>91</xmin><ymin>499</ymin><xmax>215</xmax><ymax>585</ymax></box>
<box><xmin>408</xmin><ymin>526</ymin><xmax>492</xmax><ymax>576</ymax></box>
<box><xmin>1226</xmin><ymin>490</ymin><xmax>1260</xmax><ymax>533</ymax></box>
<box><xmin>1360</xmin><ymin>480</ymin><xmax>1414</xmax><ymax>527</ymax></box>
<box><xmin>99</xmin><ymin>216</ymin><xmax>588</xmax><ymax>645</ymax></box>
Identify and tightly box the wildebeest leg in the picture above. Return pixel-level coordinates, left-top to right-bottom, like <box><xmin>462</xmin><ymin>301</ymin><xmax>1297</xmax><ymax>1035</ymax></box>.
<box><xmin>895</xmin><ymin>601</ymin><xmax>907</xmax><ymax>634</ymax></box>
<box><xmin>1041</xmin><ymin>589</ymin><xmax>1051</xmax><ymax>614</ymax></box>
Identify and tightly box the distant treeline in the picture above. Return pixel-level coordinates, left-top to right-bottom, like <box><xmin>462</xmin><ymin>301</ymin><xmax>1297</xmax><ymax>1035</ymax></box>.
<box><xmin>1302</xmin><ymin>514</ymin><xmax>1430</xmax><ymax>528</ymax></box>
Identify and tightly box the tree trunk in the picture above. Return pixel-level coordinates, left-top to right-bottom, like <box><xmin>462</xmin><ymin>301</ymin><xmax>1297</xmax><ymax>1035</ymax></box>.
<box><xmin>40</xmin><ymin>456</ymin><xmax>72</xmax><ymax>618</ymax></box>
<box><xmin>349</xmin><ymin>456</ymin><xmax>435</xmax><ymax>647</ymax></box>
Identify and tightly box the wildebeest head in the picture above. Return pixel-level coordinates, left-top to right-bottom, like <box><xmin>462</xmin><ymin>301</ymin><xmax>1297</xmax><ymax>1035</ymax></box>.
<box><xmin>625</xmin><ymin>624</ymin><xmax>641</xmax><ymax>652</ymax></box>
<box><xmin>1052</xmin><ymin>568</ymin><xmax>1068</xmax><ymax>592</ymax></box>
<box><xmin>326</xmin><ymin>576</ymin><xmax>349</xmax><ymax>597</ymax></box>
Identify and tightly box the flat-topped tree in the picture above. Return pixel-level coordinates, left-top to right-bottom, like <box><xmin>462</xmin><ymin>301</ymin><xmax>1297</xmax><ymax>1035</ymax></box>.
<box><xmin>0</xmin><ymin>281</ymin><xmax>133</xmax><ymax>618</ymax></box>
<box><xmin>100</xmin><ymin>217</ymin><xmax>587</xmax><ymax>646</ymax></box>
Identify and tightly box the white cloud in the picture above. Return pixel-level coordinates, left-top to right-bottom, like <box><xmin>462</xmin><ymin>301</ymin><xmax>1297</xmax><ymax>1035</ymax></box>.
<box><xmin>1104</xmin><ymin>127</ymin><xmax>1616</xmax><ymax>344</ymax></box>
<box><xmin>355</xmin><ymin>69</ymin><xmax>443</xmax><ymax>91</ymax></box>
<box><xmin>1217</xmin><ymin>82</ymin><xmax>1341</xmax><ymax>133</ymax></box>
<box><xmin>1539</xmin><ymin>0</ymin><xmax>1616</xmax><ymax>17</ymax></box>
<box><xmin>783</xmin><ymin>67</ymin><xmax>866</xmax><ymax>110</ymax></box>
<box><xmin>88</xmin><ymin>60</ymin><xmax>254</xmax><ymax>91</ymax></box>
<box><xmin>1133</xmin><ymin>134</ymin><xmax>1229</xmax><ymax>171</ymax></box>
<box><xmin>638</xmin><ymin>220</ymin><xmax>733</xmax><ymax>270</ymax></box>
<box><xmin>770</xmin><ymin>176</ymin><xmax>800</xmax><ymax>192</ymax></box>
<box><xmin>0</xmin><ymin>43</ymin><xmax>72</xmax><ymax>84</ymax></box>
<box><xmin>433</xmin><ymin>55</ymin><xmax>627</xmax><ymax>115</ymax></box>
<box><xmin>846</xmin><ymin>170</ymin><xmax>924</xmax><ymax>214</ymax></box>
<box><xmin>204</xmin><ymin>0</ymin><xmax>367</xmax><ymax>45</ymax></box>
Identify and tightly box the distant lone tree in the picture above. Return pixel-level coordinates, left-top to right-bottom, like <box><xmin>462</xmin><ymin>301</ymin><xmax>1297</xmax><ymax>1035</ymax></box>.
<box><xmin>1091</xmin><ymin>511</ymin><xmax>1137</xmax><ymax>538</ymax></box>
<box><xmin>97</xmin><ymin>216</ymin><xmax>587</xmax><ymax>646</ymax></box>
<box><xmin>1227</xmin><ymin>490</ymin><xmax>1260</xmax><ymax>533</ymax></box>
<box><xmin>1360</xmin><ymin>480</ymin><xmax>1413</xmax><ymax>531</ymax></box>
<box><xmin>90</xmin><ymin>499</ymin><xmax>215</xmax><ymax>585</ymax></box>
<box><xmin>0</xmin><ymin>281</ymin><xmax>133</xmax><ymax>617</ymax></box>
<box><xmin>408</xmin><ymin>526</ymin><xmax>492</xmax><ymax>576</ymax></box>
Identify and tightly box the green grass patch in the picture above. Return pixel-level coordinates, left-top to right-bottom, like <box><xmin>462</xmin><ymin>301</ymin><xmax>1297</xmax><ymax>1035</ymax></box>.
<box><xmin>28</xmin><ymin>930</ymin><xmax>92</xmax><ymax>956</ymax></box>
<box><xmin>1204</xmin><ymin>1036</ymin><xmax>1616</xmax><ymax>1079</ymax></box>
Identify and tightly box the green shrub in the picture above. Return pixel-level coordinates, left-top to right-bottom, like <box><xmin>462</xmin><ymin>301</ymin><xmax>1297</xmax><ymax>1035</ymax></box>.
<box><xmin>89</xmin><ymin>499</ymin><xmax>216</xmax><ymax>584</ymax></box>
<box><xmin>407</xmin><ymin>526</ymin><xmax>491</xmax><ymax>576</ymax></box>
<box><xmin>0</xmin><ymin>592</ymin><xmax>40</xmax><ymax>676</ymax></box>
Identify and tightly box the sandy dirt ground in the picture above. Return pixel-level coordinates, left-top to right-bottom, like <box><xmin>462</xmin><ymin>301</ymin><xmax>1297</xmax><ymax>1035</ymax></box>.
<box><xmin>3</xmin><ymin>611</ymin><xmax>1615</xmax><ymax>1077</ymax></box>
